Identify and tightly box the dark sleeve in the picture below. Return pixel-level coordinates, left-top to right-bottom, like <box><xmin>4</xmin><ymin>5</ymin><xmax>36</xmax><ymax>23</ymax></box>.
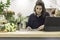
<box><xmin>43</xmin><ymin>12</ymin><xmax>50</xmax><ymax>19</ymax></box>
<box><xmin>26</xmin><ymin>15</ymin><xmax>32</xmax><ymax>28</ymax></box>
<box><xmin>45</xmin><ymin>12</ymin><xmax>50</xmax><ymax>16</ymax></box>
<box><xmin>43</xmin><ymin>12</ymin><xmax>50</xmax><ymax>25</ymax></box>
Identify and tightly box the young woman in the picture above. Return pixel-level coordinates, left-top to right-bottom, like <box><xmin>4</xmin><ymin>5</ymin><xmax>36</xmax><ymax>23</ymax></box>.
<box><xmin>27</xmin><ymin>2</ymin><xmax>50</xmax><ymax>31</ymax></box>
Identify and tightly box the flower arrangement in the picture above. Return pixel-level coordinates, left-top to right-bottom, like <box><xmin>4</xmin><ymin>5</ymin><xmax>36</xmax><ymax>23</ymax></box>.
<box><xmin>3</xmin><ymin>10</ymin><xmax>15</xmax><ymax>23</ymax></box>
<box><xmin>16</xmin><ymin>13</ymin><xmax>28</xmax><ymax>30</ymax></box>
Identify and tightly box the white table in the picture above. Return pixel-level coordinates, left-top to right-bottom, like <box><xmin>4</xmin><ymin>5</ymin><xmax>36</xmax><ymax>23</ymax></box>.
<box><xmin>0</xmin><ymin>31</ymin><xmax>60</xmax><ymax>37</ymax></box>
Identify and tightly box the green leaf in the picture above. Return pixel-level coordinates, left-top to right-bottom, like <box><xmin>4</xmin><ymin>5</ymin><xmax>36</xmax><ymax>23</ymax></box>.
<box><xmin>6</xmin><ymin>0</ymin><xmax>10</xmax><ymax>5</ymax></box>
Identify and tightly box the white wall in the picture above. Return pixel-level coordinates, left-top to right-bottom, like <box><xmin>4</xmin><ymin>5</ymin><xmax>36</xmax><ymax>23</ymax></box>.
<box><xmin>9</xmin><ymin>0</ymin><xmax>37</xmax><ymax>16</ymax></box>
<box><xmin>56</xmin><ymin>0</ymin><xmax>60</xmax><ymax>10</ymax></box>
<box><xmin>42</xmin><ymin>0</ymin><xmax>57</xmax><ymax>8</ymax></box>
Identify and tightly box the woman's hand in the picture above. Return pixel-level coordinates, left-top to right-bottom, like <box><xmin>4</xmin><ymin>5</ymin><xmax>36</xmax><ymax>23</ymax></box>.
<box><xmin>26</xmin><ymin>26</ymin><xmax>32</xmax><ymax>31</ymax></box>
<box><xmin>26</xmin><ymin>25</ymin><xmax>44</xmax><ymax>31</ymax></box>
<box><xmin>37</xmin><ymin>25</ymin><xmax>44</xmax><ymax>31</ymax></box>
<box><xmin>26</xmin><ymin>26</ymin><xmax>38</xmax><ymax>31</ymax></box>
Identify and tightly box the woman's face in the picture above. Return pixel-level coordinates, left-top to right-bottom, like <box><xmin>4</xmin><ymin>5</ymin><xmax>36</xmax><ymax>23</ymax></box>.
<box><xmin>35</xmin><ymin>5</ymin><xmax>42</xmax><ymax>15</ymax></box>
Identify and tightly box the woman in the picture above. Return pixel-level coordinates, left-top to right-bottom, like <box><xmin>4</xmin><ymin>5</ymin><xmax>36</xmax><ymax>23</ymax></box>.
<box><xmin>27</xmin><ymin>2</ymin><xmax>50</xmax><ymax>31</ymax></box>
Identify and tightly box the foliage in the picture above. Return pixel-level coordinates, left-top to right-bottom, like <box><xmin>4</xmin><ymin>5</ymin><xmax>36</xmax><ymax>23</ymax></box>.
<box><xmin>0</xmin><ymin>0</ymin><xmax>10</xmax><ymax>14</ymax></box>
<box><xmin>3</xmin><ymin>10</ymin><xmax>15</xmax><ymax>23</ymax></box>
<box><xmin>0</xmin><ymin>23</ymin><xmax>17</xmax><ymax>32</ymax></box>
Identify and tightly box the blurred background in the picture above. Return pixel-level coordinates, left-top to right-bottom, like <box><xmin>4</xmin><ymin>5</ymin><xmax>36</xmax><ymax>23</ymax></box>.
<box><xmin>1</xmin><ymin>0</ymin><xmax>60</xmax><ymax>16</ymax></box>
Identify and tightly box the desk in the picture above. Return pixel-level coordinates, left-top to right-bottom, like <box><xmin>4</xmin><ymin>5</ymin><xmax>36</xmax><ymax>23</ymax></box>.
<box><xmin>0</xmin><ymin>31</ymin><xmax>60</xmax><ymax>37</ymax></box>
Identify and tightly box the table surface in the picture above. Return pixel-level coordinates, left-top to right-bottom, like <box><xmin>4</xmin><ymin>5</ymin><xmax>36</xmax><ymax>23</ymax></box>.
<box><xmin>0</xmin><ymin>31</ymin><xmax>60</xmax><ymax>37</ymax></box>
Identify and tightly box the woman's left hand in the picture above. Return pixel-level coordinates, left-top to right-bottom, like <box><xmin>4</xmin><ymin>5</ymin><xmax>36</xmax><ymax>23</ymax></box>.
<box><xmin>37</xmin><ymin>25</ymin><xmax>44</xmax><ymax>31</ymax></box>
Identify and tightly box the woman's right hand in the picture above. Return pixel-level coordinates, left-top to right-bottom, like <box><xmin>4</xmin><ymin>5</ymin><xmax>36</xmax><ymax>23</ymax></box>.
<box><xmin>26</xmin><ymin>26</ymin><xmax>40</xmax><ymax>31</ymax></box>
<box><xmin>26</xmin><ymin>26</ymin><xmax>32</xmax><ymax>31</ymax></box>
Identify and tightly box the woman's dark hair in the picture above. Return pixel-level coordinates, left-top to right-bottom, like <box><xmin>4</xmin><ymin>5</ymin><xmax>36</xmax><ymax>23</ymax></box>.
<box><xmin>34</xmin><ymin>0</ymin><xmax>46</xmax><ymax>17</ymax></box>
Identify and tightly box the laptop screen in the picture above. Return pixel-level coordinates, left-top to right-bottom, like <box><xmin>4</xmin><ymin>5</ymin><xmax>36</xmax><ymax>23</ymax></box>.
<box><xmin>44</xmin><ymin>16</ymin><xmax>60</xmax><ymax>31</ymax></box>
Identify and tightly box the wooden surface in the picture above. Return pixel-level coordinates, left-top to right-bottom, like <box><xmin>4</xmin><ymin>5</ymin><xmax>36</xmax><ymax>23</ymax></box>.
<box><xmin>0</xmin><ymin>31</ymin><xmax>60</xmax><ymax>37</ymax></box>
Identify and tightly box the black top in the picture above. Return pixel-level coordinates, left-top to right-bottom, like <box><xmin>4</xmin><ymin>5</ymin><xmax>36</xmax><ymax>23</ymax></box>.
<box><xmin>27</xmin><ymin>12</ymin><xmax>50</xmax><ymax>29</ymax></box>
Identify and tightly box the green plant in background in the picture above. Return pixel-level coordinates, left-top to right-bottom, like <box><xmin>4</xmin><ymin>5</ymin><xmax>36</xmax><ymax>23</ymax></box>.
<box><xmin>16</xmin><ymin>14</ymin><xmax>28</xmax><ymax>30</ymax></box>
<box><xmin>2</xmin><ymin>10</ymin><xmax>16</xmax><ymax>32</ymax></box>
<box><xmin>0</xmin><ymin>23</ymin><xmax>17</xmax><ymax>32</ymax></box>
<box><xmin>0</xmin><ymin>0</ymin><xmax>17</xmax><ymax>32</ymax></box>
<box><xmin>0</xmin><ymin>10</ymin><xmax>16</xmax><ymax>32</ymax></box>
<box><xmin>3</xmin><ymin>10</ymin><xmax>15</xmax><ymax>23</ymax></box>
<box><xmin>16</xmin><ymin>13</ymin><xmax>28</xmax><ymax>24</ymax></box>
<box><xmin>16</xmin><ymin>16</ymin><xmax>28</xmax><ymax>24</ymax></box>
<box><xmin>4</xmin><ymin>23</ymin><xmax>17</xmax><ymax>32</ymax></box>
<box><xmin>0</xmin><ymin>0</ymin><xmax>10</xmax><ymax>14</ymax></box>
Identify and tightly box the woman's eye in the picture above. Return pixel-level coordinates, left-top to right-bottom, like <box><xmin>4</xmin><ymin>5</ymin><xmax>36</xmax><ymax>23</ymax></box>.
<box><xmin>37</xmin><ymin>8</ymin><xmax>42</xmax><ymax>10</ymax></box>
<box><xmin>37</xmin><ymin>8</ymin><xmax>38</xmax><ymax>9</ymax></box>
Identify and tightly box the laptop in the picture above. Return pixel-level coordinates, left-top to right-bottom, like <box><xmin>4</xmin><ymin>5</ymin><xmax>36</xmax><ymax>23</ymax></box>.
<box><xmin>44</xmin><ymin>16</ymin><xmax>60</xmax><ymax>31</ymax></box>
